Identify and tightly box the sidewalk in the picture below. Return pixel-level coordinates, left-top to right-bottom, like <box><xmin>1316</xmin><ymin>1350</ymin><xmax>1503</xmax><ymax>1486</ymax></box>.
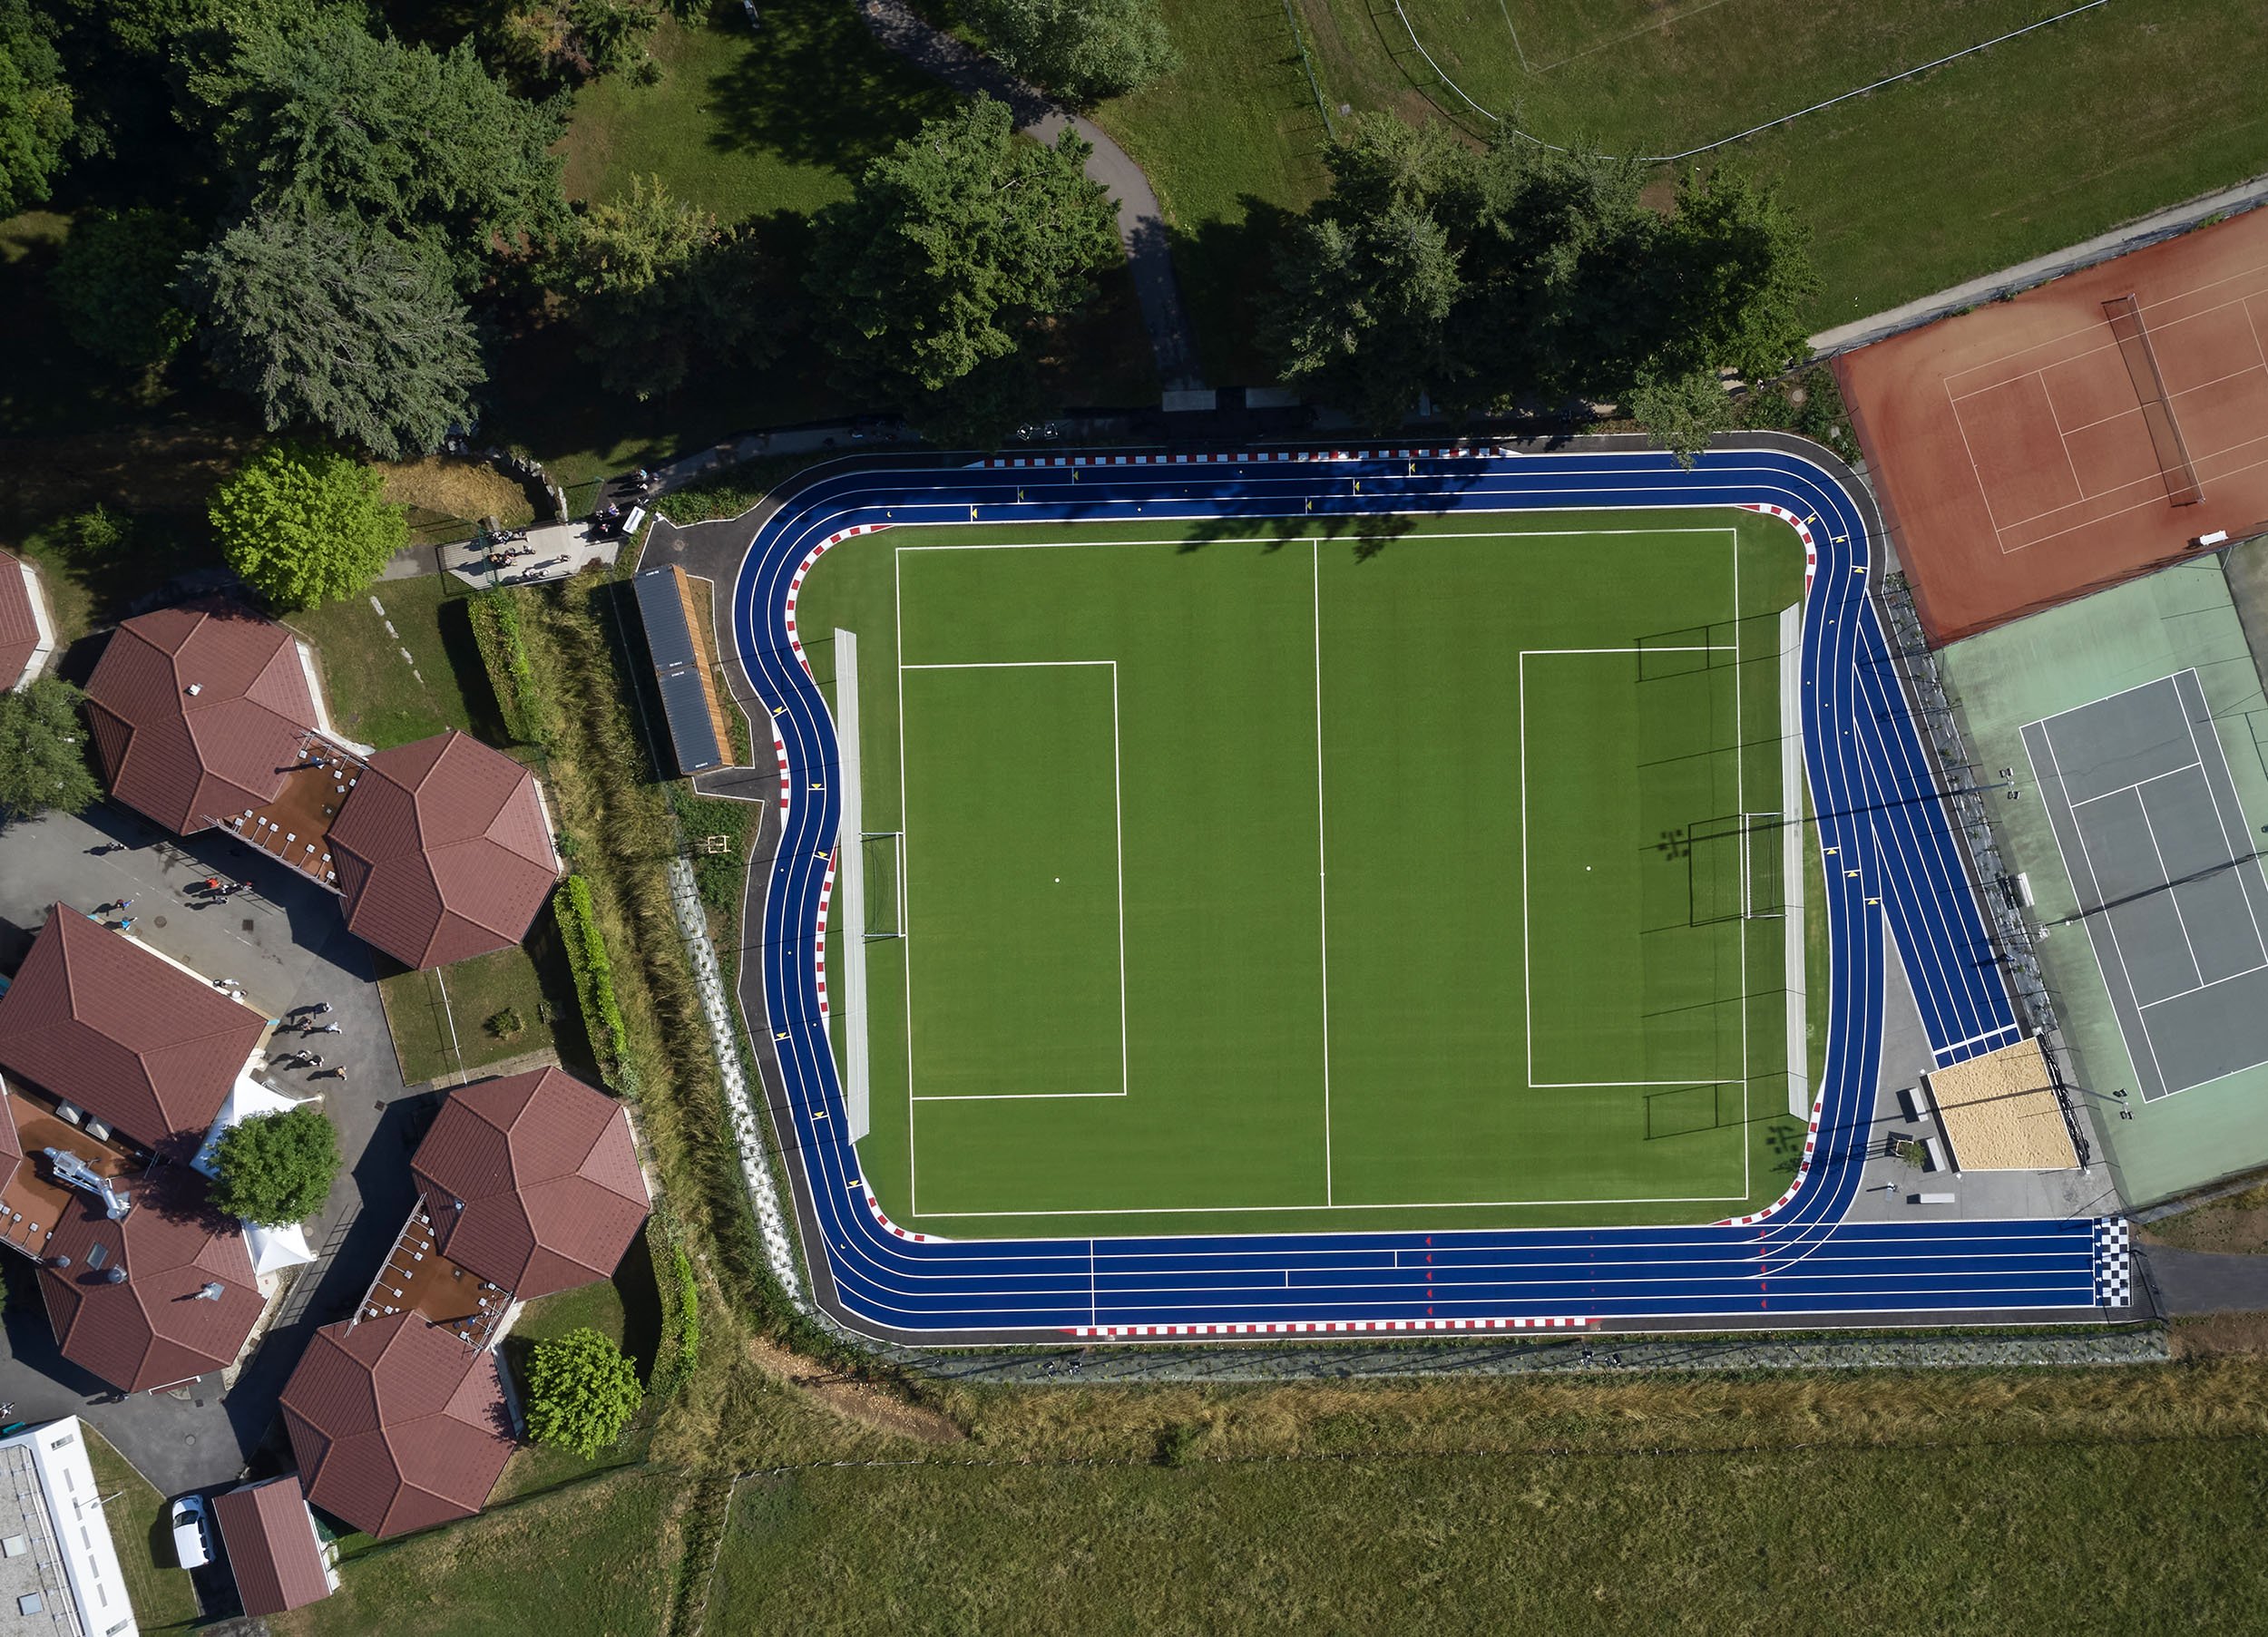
<box><xmin>435</xmin><ymin>518</ymin><xmax>626</xmax><ymax>589</ymax></box>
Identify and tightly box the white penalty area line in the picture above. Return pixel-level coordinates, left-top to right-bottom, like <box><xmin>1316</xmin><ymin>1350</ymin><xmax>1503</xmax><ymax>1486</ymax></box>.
<box><xmin>897</xmin><ymin>658</ymin><xmax>1132</xmax><ymax>1107</ymax></box>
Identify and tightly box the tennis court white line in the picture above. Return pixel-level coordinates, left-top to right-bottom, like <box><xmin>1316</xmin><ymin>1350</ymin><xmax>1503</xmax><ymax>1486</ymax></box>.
<box><xmin>1312</xmin><ymin>540</ymin><xmax>1334</xmax><ymax>1206</ymax></box>
<box><xmin>1999</xmin><ymin>446</ymin><xmax>2268</xmax><ymax>556</ymax></box>
<box><xmin>2136</xmin><ymin>959</ymin><xmax>2268</xmax><ymax>1010</ymax></box>
<box><xmin>2173</xmin><ymin>679</ymin><xmax>2268</xmax><ymax>962</ymax></box>
<box><xmin>2134</xmin><ymin>793</ymin><xmax>2206</xmax><ymax>989</ymax></box>
<box><xmin>2028</xmin><ymin>722</ymin><xmax>2175</xmax><ymax>1096</ymax></box>
<box><xmin>1946</xmin><ymin>272</ymin><xmax>2268</xmax><ymax>400</ymax></box>
<box><xmin>2068</xmin><ymin>760</ymin><xmax>2202</xmax><ymax>807</ymax></box>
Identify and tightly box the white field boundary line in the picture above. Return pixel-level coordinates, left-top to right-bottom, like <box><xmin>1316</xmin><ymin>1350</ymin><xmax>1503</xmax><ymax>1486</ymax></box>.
<box><xmin>869</xmin><ymin>511</ymin><xmax>1805</xmax><ymax>1227</ymax></box>
<box><xmin>1312</xmin><ymin>539</ymin><xmax>1334</xmax><ymax>1205</ymax></box>
<box><xmin>900</xmin><ymin>659</ymin><xmax>1131</xmax><ymax>1106</ymax></box>
<box><xmin>2132</xmin><ymin>791</ymin><xmax>2207</xmax><ymax>989</ymax></box>
<box><xmin>1519</xmin><ymin>642</ymin><xmax>1746</xmax><ymax>1089</ymax></box>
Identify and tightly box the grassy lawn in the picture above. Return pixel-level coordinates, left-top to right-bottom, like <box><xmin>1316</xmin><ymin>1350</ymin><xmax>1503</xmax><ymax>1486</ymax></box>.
<box><xmin>707</xmin><ymin>1435</ymin><xmax>2268</xmax><ymax>1632</ymax></box>
<box><xmin>376</xmin><ymin>941</ymin><xmax>572</xmax><ymax>1086</ymax></box>
<box><xmin>1087</xmin><ymin>0</ymin><xmax>1331</xmax><ymax>384</ymax></box>
<box><xmin>279</xmin><ymin>1467</ymin><xmax>681</xmax><ymax>1637</ymax></box>
<box><xmin>491</xmin><ymin>1244</ymin><xmax>668</xmax><ymax>1504</ymax></box>
<box><xmin>1286</xmin><ymin>0</ymin><xmax>2268</xmax><ymax>331</ymax></box>
<box><xmin>287</xmin><ymin>575</ymin><xmax>505</xmax><ymax>750</ymax></box>
<box><xmin>801</xmin><ymin>509</ymin><xmax>1801</xmax><ymax>1236</ymax></box>
<box><xmin>82</xmin><ymin>1428</ymin><xmax>200</xmax><ymax>1633</ymax></box>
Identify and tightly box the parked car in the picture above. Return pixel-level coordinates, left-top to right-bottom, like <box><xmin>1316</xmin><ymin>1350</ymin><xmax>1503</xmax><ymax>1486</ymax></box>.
<box><xmin>169</xmin><ymin>1495</ymin><xmax>210</xmax><ymax>1569</ymax></box>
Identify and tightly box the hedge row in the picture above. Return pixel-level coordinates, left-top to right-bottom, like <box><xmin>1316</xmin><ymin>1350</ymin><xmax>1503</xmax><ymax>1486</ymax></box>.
<box><xmin>554</xmin><ymin>872</ymin><xmax>631</xmax><ymax>1090</ymax></box>
<box><xmin>469</xmin><ymin>590</ymin><xmax>551</xmax><ymax>746</ymax></box>
<box><xmin>646</xmin><ymin>1213</ymin><xmax>700</xmax><ymax>1400</ymax></box>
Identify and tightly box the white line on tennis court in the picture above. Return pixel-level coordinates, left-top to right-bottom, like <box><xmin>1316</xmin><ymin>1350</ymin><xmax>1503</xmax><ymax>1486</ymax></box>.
<box><xmin>2068</xmin><ymin>761</ymin><xmax>2202</xmax><ymax>808</ymax></box>
<box><xmin>1312</xmin><ymin>539</ymin><xmax>1334</xmax><ymax>1206</ymax></box>
<box><xmin>2134</xmin><ymin>793</ymin><xmax>2206</xmax><ymax>988</ymax></box>
<box><xmin>2136</xmin><ymin>960</ymin><xmax>2268</xmax><ymax>1010</ymax></box>
<box><xmin>2173</xmin><ymin>680</ymin><xmax>2268</xmax><ymax>962</ymax></box>
<box><xmin>2028</xmin><ymin>721</ymin><xmax>2174</xmax><ymax>1096</ymax></box>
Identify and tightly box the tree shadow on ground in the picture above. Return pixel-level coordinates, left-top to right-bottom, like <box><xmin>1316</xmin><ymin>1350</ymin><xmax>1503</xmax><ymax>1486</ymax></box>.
<box><xmin>1169</xmin><ymin>196</ymin><xmax>1302</xmax><ymax>389</ymax></box>
<box><xmin>702</xmin><ymin>0</ymin><xmax>963</xmax><ymax>175</ymax></box>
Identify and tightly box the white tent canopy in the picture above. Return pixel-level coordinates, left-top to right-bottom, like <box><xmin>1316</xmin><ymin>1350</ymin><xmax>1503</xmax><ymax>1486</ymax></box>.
<box><xmin>192</xmin><ymin>1074</ymin><xmax>319</xmax><ymax>1272</ymax></box>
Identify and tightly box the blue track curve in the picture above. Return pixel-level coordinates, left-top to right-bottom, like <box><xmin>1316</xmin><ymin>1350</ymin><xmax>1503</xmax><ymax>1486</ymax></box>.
<box><xmin>728</xmin><ymin>443</ymin><xmax>2119</xmax><ymax>1340</ymax></box>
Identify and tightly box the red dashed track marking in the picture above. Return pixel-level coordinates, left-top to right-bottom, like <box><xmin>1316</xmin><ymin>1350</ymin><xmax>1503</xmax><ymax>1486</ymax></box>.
<box><xmin>1741</xmin><ymin>501</ymin><xmax>1820</xmax><ymax>592</ymax></box>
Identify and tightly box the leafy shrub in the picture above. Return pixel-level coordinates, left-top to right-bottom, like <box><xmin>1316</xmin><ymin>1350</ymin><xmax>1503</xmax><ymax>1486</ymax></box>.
<box><xmin>486</xmin><ymin>1006</ymin><xmax>524</xmax><ymax>1038</ymax></box>
<box><xmin>555</xmin><ymin>873</ymin><xmax>631</xmax><ymax>1088</ymax></box>
<box><xmin>470</xmin><ymin>589</ymin><xmax>552</xmax><ymax>745</ymax></box>
<box><xmin>524</xmin><ymin>1328</ymin><xmax>641</xmax><ymax>1457</ymax></box>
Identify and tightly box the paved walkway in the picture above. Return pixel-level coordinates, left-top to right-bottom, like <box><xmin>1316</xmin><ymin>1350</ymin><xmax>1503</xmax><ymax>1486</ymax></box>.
<box><xmin>2136</xmin><ymin>1244</ymin><xmax>2268</xmax><ymax>1315</ymax></box>
<box><xmin>1812</xmin><ymin>170</ymin><xmax>2268</xmax><ymax>355</ymax></box>
<box><xmin>854</xmin><ymin>0</ymin><xmax>1205</xmax><ymax>392</ymax></box>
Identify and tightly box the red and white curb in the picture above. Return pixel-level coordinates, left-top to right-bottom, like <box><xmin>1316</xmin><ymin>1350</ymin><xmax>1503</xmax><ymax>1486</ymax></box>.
<box><xmin>854</xmin><ymin>1181</ymin><xmax>948</xmax><ymax>1242</ymax></box>
<box><xmin>976</xmin><ymin>447</ymin><xmax>1504</xmax><ymax>469</ymax></box>
<box><xmin>769</xmin><ymin>716</ymin><xmax>791</xmax><ymax>823</ymax></box>
<box><xmin>783</xmin><ymin>522</ymin><xmax>892</xmax><ymax>678</ymax></box>
<box><xmin>1740</xmin><ymin>501</ymin><xmax>1820</xmax><ymax>592</ymax></box>
<box><xmin>1717</xmin><ymin>1083</ymin><xmax>1827</xmax><ymax>1227</ymax></box>
<box><xmin>1068</xmin><ymin>1316</ymin><xmax>1595</xmax><ymax>1338</ymax></box>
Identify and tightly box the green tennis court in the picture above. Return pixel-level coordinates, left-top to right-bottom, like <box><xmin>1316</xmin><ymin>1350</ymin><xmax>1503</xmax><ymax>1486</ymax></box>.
<box><xmin>796</xmin><ymin>510</ymin><xmax>1807</xmax><ymax>1237</ymax></box>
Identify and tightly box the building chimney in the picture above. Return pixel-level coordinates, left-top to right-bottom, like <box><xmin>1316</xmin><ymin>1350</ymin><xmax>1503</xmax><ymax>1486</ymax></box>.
<box><xmin>194</xmin><ymin>1281</ymin><xmax>224</xmax><ymax>1302</ymax></box>
<box><xmin>103</xmin><ymin>1267</ymin><xmax>126</xmax><ymax>1285</ymax></box>
<box><xmin>185</xmin><ymin>683</ymin><xmax>201</xmax><ymax>696</ymax></box>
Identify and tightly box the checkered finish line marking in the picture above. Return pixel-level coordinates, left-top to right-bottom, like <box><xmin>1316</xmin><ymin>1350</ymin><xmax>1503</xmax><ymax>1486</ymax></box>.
<box><xmin>1068</xmin><ymin>1316</ymin><xmax>1598</xmax><ymax>1337</ymax></box>
<box><xmin>2095</xmin><ymin>1218</ymin><xmax>2132</xmax><ymax>1307</ymax></box>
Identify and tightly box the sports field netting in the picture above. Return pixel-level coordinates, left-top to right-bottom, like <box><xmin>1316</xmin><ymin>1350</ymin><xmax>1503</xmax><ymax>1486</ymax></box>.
<box><xmin>797</xmin><ymin>511</ymin><xmax>1805</xmax><ymax>1236</ymax></box>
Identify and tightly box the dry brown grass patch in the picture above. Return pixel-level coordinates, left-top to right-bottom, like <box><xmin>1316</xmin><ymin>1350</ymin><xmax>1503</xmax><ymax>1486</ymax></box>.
<box><xmin>747</xmin><ymin>1335</ymin><xmax>965</xmax><ymax>1445</ymax></box>
<box><xmin>378</xmin><ymin>456</ymin><xmax>536</xmax><ymax>533</ymax></box>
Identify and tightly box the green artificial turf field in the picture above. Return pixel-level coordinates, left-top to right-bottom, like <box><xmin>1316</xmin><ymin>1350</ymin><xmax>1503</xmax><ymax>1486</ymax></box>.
<box><xmin>796</xmin><ymin>510</ymin><xmax>1808</xmax><ymax>1236</ymax></box>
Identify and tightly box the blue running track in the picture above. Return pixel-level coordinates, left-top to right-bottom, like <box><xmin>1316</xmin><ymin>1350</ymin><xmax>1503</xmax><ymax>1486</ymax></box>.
<box><xmin>727</xmin><ymin>440</ymin><xmax>2127</xmax><ymax>1340</ymax></box>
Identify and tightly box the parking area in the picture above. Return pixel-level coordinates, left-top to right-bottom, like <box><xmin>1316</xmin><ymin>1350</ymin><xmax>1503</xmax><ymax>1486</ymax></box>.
<box><xmin>2022</xmin><ymin>668</ymin><xmax>2268</xmax><ymax>1102</ymax></box>
<box><xmin>0</xmin><ymin>799</ymin><xmax>430</xmax><ymax>1496</ymax></box>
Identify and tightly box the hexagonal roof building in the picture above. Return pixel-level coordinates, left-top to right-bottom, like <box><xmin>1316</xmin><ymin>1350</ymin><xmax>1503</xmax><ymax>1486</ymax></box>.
<box><xmin>83</xmin><ymin>599</ymin><xmax>320</xmax><ymax>835</ymax></box>
<box><xmin>279</xmin><ymin>1311</ymin><xmax>513</xmax><ymax>1539</ymax></box>
<box><xmin>38</xmin><ymin>1167</ymin><xmax>262</xmax><ymax>1394</ymax></box>
<box><xmin>411</xmin><ymin>1067</ymin><xmax>649</xmax><ymax>1301</ymax></box>
<box><xmin>0</xmin><ymin>907</ymin><xmax>268</xmax><ymax>1148</ymax></box>
<box><xmin>327</xmin><ymin>730</ymin><xmax>561</xmax><ymax>970</ymax></box>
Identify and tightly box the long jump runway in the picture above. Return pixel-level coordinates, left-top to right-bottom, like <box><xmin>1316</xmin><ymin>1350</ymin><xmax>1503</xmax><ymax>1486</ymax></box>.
<box><xmin>728</xmin><ymin>439</ymin><xmax>2125</xmax><ymax>1340</ymax></box>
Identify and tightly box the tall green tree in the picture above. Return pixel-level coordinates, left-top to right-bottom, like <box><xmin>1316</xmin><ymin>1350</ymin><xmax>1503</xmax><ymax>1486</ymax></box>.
<box><xmin>524</xmin><ymin>1329</ymin><xmax>641</xmax><ymax>1458</ymax></box>
<box><xmin>209</xmin><ymin>1105</ymin><xmax>341</xmax><ymax>1224</ymax></box>
<box><xmin>1264</xmin><ymin>116</ymin><xmax>1818</xmax><ymax>441</ymax></box>
<box><xmin>181</xmin><ymin>204</ymin><xmax>485</xmax><ymax>459</ymax></box>
<box><xmin>0</xmin><ymin>0</ymin><xmax>73</xmax><ymax>215</ymax></box>
<box><xmin>0</xmin><ymin>677</ymin><xmax>98</xmax><ymax>823</ymax></box>
<box><xmin>1265</xmin><ymin>115</ymin><xmax>1474</xmax><ymax>429</ymax></box>
<box><xmin>52</xmin><ymin>208</ymin><xmax>201</xmax><ymax>375</ymax></box>
<box><xmin>207</xmin><ymin>441</ymin><xmax>407</xmax><ymax>609</ymax></box>
<box><xmin>807</xmin><ymin>96</ymin><xmax>1119</xmax><ymax>437</ymax></box>
<box><xmin>552</xmin><ymin>175</ymin><xmax>777</xmax><ymax>398</ymax></box>
<box><xmin>958</xmin><ymin>0</ymin><xmax>1178</xmax><ymax>101</ymax></box>
<box><xmin>202</xmin><ymin>15</ymin><xmax>568</xmax><ymax>285</ymax></box>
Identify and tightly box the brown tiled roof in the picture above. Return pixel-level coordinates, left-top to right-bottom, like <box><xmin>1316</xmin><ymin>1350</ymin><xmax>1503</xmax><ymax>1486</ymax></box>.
<box><xmin>0</xmin><ymin>907</ymin><xmax>266</xmax><ymax>1147</ymax></box>
<box><xmin>328</xmin><ymin>730</ymin><xmax>560</xmax><ymax>970</ymax></box>
<box><xmin>0</xmin><ymin>549</ymin><xmax>46</xmax><ymax>689</ymax></box>
<box><xmin>38</xmin><ymin>1165</ymin><xmax>261</xmax><ymax>1393</ymax></box>
<box><xmin>279</xmin><ymin>1311</ymin><xmax>513</xmax><ymax>1539</ymax></box>
<box><xmin>83</xmin><ymin>599</ymin><xmax>318</xmax><ymax>835</ymax></box>
<box><xmin>213</xmin><ymin>1477</ymin><xmax>333</xmax><ymax>1615</ymax></box>
<box><xmin>413</xmin><ymin>1067</ymin><xmax>648</xmax><ymax>1300</ymax></box>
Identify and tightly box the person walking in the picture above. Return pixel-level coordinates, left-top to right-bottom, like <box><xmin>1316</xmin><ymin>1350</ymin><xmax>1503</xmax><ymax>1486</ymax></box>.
<box><xmin>315</xmin><ymin>1021</ymin><xmax>341</xmax><ymax>1035</ymax></box>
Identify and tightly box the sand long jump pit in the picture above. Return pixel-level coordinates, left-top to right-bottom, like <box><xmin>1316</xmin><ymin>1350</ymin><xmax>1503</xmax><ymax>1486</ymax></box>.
<box><xmin>1837</xmin><ymin>208</ymin><xmax>2268</xmax><ymax>642</ymax></box>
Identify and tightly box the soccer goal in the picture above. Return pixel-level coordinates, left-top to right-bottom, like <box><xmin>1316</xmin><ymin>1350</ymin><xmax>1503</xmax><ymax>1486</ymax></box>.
<box><xmin>1686</xmin><ymin>811</ymin><xmax>1786</xmax><ymax>924</ymax></box>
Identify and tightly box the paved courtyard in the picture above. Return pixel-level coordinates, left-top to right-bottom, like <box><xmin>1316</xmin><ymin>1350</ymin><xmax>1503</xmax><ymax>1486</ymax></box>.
<box><xmin>0</xmin><ymin>801</ymin><xmax>432</xmax><ymax>1496</ymax></box>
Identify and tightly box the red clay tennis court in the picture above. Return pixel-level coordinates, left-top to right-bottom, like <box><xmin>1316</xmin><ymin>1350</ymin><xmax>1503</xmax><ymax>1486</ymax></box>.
<box><xmin>1836</xmin><ymin>208</ymin><xmax>2268</xmax><ymax>643</ymax></box>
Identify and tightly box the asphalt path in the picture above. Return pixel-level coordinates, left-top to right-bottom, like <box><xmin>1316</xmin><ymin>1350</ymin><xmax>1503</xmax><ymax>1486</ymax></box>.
<box><xmin>727</xmin><ymin>439</ymin><xmax>2119</xmax><ymax>1341</ymax></box>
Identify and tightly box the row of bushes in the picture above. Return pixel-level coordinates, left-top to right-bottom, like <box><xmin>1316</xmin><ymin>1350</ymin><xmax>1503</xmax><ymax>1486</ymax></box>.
<box><xmin>645</xmin><ymin>1212</ymin><xmax>700</xmax><ymax>1401</ymax></box>
<box><xmin>554</xmin><ymin>873</ymin><xmax>632</xmax><ymax>1090</ymax></box>
<box><xmin>469</xmin><ymin>589</ymin><xmax>553</xmax><ymax>746</ymax></box>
